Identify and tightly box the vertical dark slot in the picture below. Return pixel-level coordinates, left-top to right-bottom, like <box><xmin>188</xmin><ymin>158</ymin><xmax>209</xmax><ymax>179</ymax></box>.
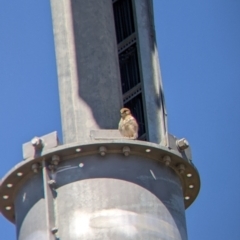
<box><xmin>119</xmin><ymin>44</ymin><xmax>140</xmax><ymax>94</ymax></box>
<box><xmin>113</xmin><ymin>0</ymin><xmax>135</xmax><ymax>43</ymax></box>
<box><xmin>113</xmin><ymin>0</ymin><xmax>147</xmax><ymax>139</ymax></box>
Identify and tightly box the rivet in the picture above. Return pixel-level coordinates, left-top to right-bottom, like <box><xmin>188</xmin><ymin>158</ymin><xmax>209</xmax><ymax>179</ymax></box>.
<box><xmin>5</xmin><ymin>206</ymin><xmax>12</xmax><ymax>211</ymax></box>
<box><xmin>99</xmin><ymin>146</ymin><xmax>107</xmax><ymax>156</ymax></box>
<box><xmin>31</xmin><ymin>137</ymin><xmax>43</xmax><ymax>149</ymax></box>
<box><xmin>145</xmin><ymin>148</ymin><xmax>151</xmax><ymax>153</ymax></box>
<box><xmin>48</xmin><ymin>164</ymin><xmax>56</xmax><ymax>172</ymax></box>
<box><xmin>185</xmin><ymin>196</ymin><xmax>190</xmax><ymax>200</ymax></box>
<box><xmin>52</xmin><ymin>155</ymin><xmax>60</xmax><ymax>165</ymax></box>
<box><xmin>122</xmin><ymin>146</ymin><xmax>130</xmax><ymax>156</ymax></box>
<box><xmin>187</xmin><ymin>173</ymin><xmax>192</xmax><ymax>177</ymax></box>
<box><xmin>3</xmin><ymin>195</ymin><xmax>9</xmax><ymax>200</ymax></box>
<box><xmin>163</xmin><ymin>155</ymin><xmax>171</xmax><ymax>166</ymax></box>
<box><xmin>32</xmin><ymin>163</ymin><xmax>40</xmax><ymax>173</ymax></box>
<box><xmin>79</xmin><ymin>163</ymin><xmax>84</xmax><ymax>168</ymax></box>
<box><xmin>51</xmin><ymin>227</ymin><xmax>58</xmax><ymax>234</ymax></box>
<box><xmin>17</xmin><ymin>172</ymin><xmax>23</xmax><ymax>177</ymax></box>
<box><xmin>177</xmin><ymin>164</ymin><xmax>185</xmax><ymax>174</ymax></box>
<box><xmin>7</xmin><ymin>184</ymin><xmax>13</xmax><ymax>188</ymax></box>
<box><xmin>76</xmin><ymin>148</ymin><xmax>81</xmax><ymax>152</ymax></box>
<box><xmin>189</xmin><ymin>185</ymin><xmax>194</xmax><ymax>189</ymax></box>
<box><xmin>48</xmin><ymin>179</ymin><xmax>56</xmax><ymax>187</ymax></box>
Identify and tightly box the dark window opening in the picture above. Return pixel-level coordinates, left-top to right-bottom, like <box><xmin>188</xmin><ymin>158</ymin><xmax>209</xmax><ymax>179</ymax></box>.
<box><xmin>113</xmin><ymin>0</ymin><xmax>135</xmax><ymax>43</ymax></box>
<box><xmin>119</xmin><ymin>44</ymin><xmax>141</xmax><ymax>94</ymax></box>
<box><xmin>112</xmin><ymin>0</ymin><xmax>147</xmax><ymax>140</ymax></box>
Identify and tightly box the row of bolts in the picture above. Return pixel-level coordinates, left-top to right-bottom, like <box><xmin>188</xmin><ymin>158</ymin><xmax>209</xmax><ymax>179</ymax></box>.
<box><xmin>31</xmin><ymin>146</ymin><xmax>186</xmax><ymax>175</ymax></box>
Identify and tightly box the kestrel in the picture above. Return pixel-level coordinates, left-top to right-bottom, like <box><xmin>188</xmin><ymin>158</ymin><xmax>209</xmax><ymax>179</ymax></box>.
<box><xmin>118</xmin><ymin>108</ymin><xmax>138</xmax><ymax>139</ymax></box>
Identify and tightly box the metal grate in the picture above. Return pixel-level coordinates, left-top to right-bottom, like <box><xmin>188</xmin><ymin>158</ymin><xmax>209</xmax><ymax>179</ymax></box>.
<box><xmin>119</xmin><ymin>44</ymin><xmax>141</xmax><ymax>94</ymax></box>
<box><xmin>118</xmin><ymin>33</ymin><xmax>136</xmax><ymax>54</ymax></box>
<box><xmin>113</xmin><ymin>0</ymin><xmax>135</xmax><ymax>43</ymax></box>
<box><xmin>112</xmin><ymin>0</ymin><xmax>147</xmax><ymax>140</ymax></box>
<box><xmin>123</xmin><ymin>83</ymin><xmax>141</xmax><ymax>104</ymax></box>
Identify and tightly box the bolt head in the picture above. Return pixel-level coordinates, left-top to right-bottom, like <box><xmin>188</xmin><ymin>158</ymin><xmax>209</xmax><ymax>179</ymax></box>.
<box><xmin>122</xmin><ymin>146</ymin><xmax>130</xmax><ymax>157</ymax></box>
<box><xmin>176</xmin><ymin>138</ymin><xmax>189</xmax><ymax>151</ymax></box>
<box><xmin>100</xmin><ymin>151</ymin><xmax>106</xmax><ymax>156</ymax></box>
<box><xmin>99</xmin><ymin>146</ymin><xmax>107</xmax><ymax>156</ymax></box>
<box><xmin>52</xmin><ymin>155</ymin><xmax>60</xmax><ymax>165</ymax></box>
<box><xmin>31</xmin><ymin>137</ymin><xmax>43</xmax><ymax>149</ymax></box>
<box><xmin>48</xmin><ymin>179</ymin><xmax>56</xmax><ymax>187</ymax></box>
<box><xmin>51</xmin><ymin>227</ymin><xmax>58</xmax><ymax>234</ymax></box>
<box><xmin>48</xmin><ymin>164</ymin><xmax>55</xmax><ymax>171</ymax></box>
<box><xmin>32</xmin><ymin>163</ymin><xmax>40</xmax><ymax>173</ymax></box>
<box><xmin>177</xmin><ymin>164</ymin><xmax>185</xmax><ymax>174</ymax></box>
<box><xmin>163</xmin><ymin>155</ymin><xmax>171</xmax><ymax>166</ymax></box>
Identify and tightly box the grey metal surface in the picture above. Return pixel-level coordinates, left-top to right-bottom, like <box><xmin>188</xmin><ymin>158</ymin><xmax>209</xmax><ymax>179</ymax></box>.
<box><xmin>2</xmin><ymin>141</ymin><xmax>194</xmax><ymax>239</ymax></box>
<box><xmin>22</xmin><ymin>131</ymin><xmax>59</xmax><ymax>160</ymax></box>
<box><xmin>14</xmin><ymin>173</ymin><xmax>47</xmax><ymax>239</ymax></box>
<box><xmin>90</xmin><ymin>129</ymin><xmax>123</xmax><ymax>140</ymax></box>
<box><xmin>132</xmin><ymin>0</ymin><xmax>168</xmax><ymax>144</ymax></box>
<box><xmin>14</xmin><ymin>161</ymin><xmax>57</xmax><ymax>240</ymax></box>
<box><xmin>0</xmin><ymin>140</ymin><xmax>200</xmax><ymax>225</ymax></box>
<box><xmin>55</xmin><ymin>154</ymin><xmax>186</xmax><ymax>239</ymax></box>
<box><xmin>41</xmin><ymin>160</ymin><xmax>57</xmax><ymax>240</ymax></box>
<box><xmin>57</xmin><ymin>181</ymin><xmax>183</xmax><ymax>240</ymax></box>
<box><xmin>0</xmin><ymin>1</ymin><xmax>201</xmax><ymax>239</ymax></box>
<box><xmin>50</xmin><ymin>0</ymin><xmax>122</xmax><ymax>144</ymax></box>
<box><xmin>167</xmin><ymin>133</ymin><xmax>192</xmax><ymax>161</ymax></box>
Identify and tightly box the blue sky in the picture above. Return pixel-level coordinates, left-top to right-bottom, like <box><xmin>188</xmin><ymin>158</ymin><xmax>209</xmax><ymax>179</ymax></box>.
<box><xmin>0</xmin><ymin>1</ymin><xmax>240</xmax><ymax>239</ymax></box>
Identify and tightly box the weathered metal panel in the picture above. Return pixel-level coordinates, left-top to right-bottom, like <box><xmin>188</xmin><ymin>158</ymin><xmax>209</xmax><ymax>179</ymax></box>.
<box><xmin>132</xmin><ymin>0</ymin><xmax>168</xmax><ymax>144</ymax></box>
<box><xmin>0</xmin><ymin>140</ymin><xmax>198</xmax><ymax>239</ymax></box>
<box><xmin>42</xmin><ymin>161</ymin><xmax>56</xmax><ymax>240</ymax></box>
<box><xmin>14</xmin><ymin>173</ymin><xmax>48</xmax><ymax>240</ymax></box>
<box><xmin>50</xmin><ymin>0</ymin><xmax>122</xmax><ymax>144</ymax></box>
<box><xmin>55</xmin><ymin>154</ymin><xmax>187</xmax><ymax>239</ymax></box>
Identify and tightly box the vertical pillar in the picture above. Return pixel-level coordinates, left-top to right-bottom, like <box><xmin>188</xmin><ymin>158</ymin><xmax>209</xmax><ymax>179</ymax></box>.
<box><xmin>15</xmin><ymin>161</ymin><xmax>56</xmax><ymax>240</ymax></box>
<box><xmin>50</xmin><ymin>0</ymin><xmax>122</xmax><ymax>144</ymax></box>
<box><xmin>133</xmin><ymin>0</ymin><xmax>168</xmax><ymax>144</ymax></box>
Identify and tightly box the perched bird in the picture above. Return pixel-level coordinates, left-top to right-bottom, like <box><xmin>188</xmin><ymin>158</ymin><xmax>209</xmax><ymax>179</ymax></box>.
<box><xmin>118</xmin><ymin>108</ymin><xmax>139</xmax><ymax>139</ymax></box>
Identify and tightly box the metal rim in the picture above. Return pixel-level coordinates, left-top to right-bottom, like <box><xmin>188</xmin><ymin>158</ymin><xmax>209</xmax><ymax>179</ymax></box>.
<box><xmin>0</xmin><ymin>140</ymin><xmax>200</xmax><ymax>223</ymax></box>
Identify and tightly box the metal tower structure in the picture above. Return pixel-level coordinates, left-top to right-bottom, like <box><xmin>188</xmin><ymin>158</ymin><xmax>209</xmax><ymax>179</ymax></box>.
<box><xmin>0</xmin><ymin>0</ymin><xmax>200</xmax><ymax>239</ymax></box>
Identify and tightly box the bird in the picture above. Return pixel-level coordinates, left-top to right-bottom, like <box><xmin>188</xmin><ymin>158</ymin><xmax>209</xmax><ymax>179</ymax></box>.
<box><xmin>118</xmin><ymin>108</ymin><xmax>139</xmax><ymax>139</ymax></box>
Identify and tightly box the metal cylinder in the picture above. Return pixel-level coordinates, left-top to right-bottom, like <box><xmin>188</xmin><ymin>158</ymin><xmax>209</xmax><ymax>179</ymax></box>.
<box><xmin>132</xmin><ymin>0</ymin><xmax>168</xmax><ymax>144</ymax></box>
<box><xmin>55</xmin><ymin>155</ymin><xmax>186</xmax><ymax>239</ymax></box>
<box><xmin>0</xmin><ymin>141</ymin><xmax>199</xmax><ymax>240</ymax></box>
<box><xmin>12</xmin><ymin>143</ymin><xmax>192</xmax><ymax>240</ymax></box>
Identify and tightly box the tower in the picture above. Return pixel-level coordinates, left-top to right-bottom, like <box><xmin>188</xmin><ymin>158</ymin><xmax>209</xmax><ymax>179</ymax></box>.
<box><xmin>0</xmin><ymin>0</ymin><xmax>200</xmax><ymax>239</ymax></box>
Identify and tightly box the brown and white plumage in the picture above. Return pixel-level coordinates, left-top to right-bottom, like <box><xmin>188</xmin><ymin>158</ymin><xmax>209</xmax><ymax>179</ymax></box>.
<box><xmin>118</xmin><ymin>108</ymin><xmax>138</xmax><ymax>139</ymax></box>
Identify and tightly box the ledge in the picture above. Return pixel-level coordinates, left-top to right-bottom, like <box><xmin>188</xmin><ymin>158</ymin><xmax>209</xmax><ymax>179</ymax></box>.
<box><xmin>0</xmin><ymin>140</ymin><xmax>200</xmax><ymax>223</ymax></box>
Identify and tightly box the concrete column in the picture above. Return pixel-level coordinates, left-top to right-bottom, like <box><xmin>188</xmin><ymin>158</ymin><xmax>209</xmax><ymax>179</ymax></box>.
<box><xmin>50</xmin><ymin>0</ymin><xmax>122</xmax><ymax>144</ymax></box>
<box><xmin>133</xmin><ymin>0</ymin><xmax>168</xmax><ymax>144</ymax></box>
